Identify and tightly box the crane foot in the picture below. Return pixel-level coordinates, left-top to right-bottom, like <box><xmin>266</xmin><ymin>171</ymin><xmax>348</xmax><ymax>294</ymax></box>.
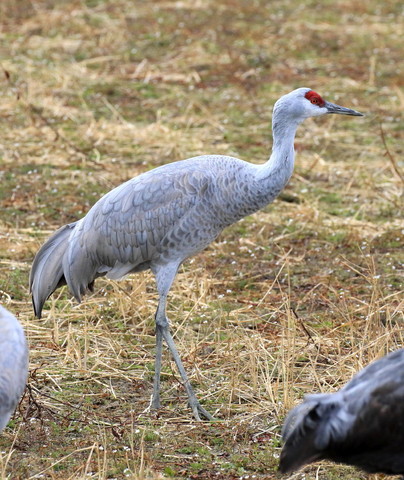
<box><xmin>189</xmin><ymin>399</ymin><xmax>215</xmax><ymax>421</ymax></box>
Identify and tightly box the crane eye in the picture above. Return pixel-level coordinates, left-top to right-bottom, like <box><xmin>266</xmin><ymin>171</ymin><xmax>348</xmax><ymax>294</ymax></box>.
<box><xmin>305</xmin><ymin>90</ymin><xmax>325</xmax><ymax>107</ymax></box>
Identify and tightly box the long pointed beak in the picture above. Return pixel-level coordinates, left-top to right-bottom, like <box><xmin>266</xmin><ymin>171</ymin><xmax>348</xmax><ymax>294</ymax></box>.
<box><xmin>325</xmin><ymin>101</ymin><xmax>364</xmax><ymax>116</ymax></box>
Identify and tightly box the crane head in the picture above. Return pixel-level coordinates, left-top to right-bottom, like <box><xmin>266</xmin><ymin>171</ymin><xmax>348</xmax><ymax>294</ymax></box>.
<box><xmin>305</xmin><ymin>89</ymin><xmax>364</xmax><ymax>117</ymax></box>
<box><xmin>274</xmin><ymin>88</ymin><xmax>364</xmax><ymax>122</ymax></box>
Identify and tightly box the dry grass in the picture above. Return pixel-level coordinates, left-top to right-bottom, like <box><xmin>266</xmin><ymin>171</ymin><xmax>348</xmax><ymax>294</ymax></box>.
<box><xmin>0</xmin><ymin>0</ymin><xmax>403</xmax><ymax>478</ymax></box>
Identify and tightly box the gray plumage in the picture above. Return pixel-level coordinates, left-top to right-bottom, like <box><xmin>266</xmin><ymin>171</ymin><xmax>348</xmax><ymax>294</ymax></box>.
<box><xmin>0</xmin><ymin>305</ymin><xmax>28</xmax><ymax>432</ymax></box>
<box><xmin>29</xmin><ymin>88</ymin><xmax>363</xmax><ymax>420</ymax></box>
<box><xmin>280</xmin><ymin>349</ymin><xmax>404</xmax><ymax>475</ymax></box>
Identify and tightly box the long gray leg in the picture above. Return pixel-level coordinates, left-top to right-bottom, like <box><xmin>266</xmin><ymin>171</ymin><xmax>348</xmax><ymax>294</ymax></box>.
<box><xmin>151</xmin><ymin>319</ymin><xmax>163</xmax><ymax>410</ymax></box>
<box><xmin>161</xmin><ymin>323</ymin><xmax>214</xmax><ymax>421</ymax></box>
<box><xmin>150</xmin><ymin>263</ymin><xmax>214</xmax><ymax>421</ymax></box>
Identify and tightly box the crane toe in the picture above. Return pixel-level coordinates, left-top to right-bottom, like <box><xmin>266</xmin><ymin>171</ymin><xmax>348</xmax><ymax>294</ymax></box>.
<box><xmin>189</xmin><ymin>399</ymin><xmax>215</xmax><ymax>422</ymax></box>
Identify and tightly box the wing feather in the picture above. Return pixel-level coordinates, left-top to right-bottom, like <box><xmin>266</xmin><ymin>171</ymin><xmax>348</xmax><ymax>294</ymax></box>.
<box><xmin>63</xmin><ymin>166</ymin><xmax>212</xmax><ymax>292</ymax></box>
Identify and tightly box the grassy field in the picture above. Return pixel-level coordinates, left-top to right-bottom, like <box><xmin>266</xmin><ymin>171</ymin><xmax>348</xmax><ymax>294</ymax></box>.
<box><xmin>0</xmin><ymin>0</ymin><xmax>403</xmax><ymax>478</ymax></box>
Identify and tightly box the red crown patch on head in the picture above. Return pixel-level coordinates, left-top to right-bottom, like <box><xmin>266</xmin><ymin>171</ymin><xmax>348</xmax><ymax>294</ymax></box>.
<box><xmin>305</xmin><ymin>90</ymin><xmax>325</xmax><ymax>107</ymax></box>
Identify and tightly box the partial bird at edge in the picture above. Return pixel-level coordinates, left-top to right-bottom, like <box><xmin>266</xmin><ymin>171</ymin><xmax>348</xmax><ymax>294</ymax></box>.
<box><xmin>0</xmin><ymin>305</ymin><xmax>29</xmax><ymax>432</ymax></box>
<box><xmin>280</xmin><ymin>348</ymin><xmax>404</xmax><ymax>476</ymax></box>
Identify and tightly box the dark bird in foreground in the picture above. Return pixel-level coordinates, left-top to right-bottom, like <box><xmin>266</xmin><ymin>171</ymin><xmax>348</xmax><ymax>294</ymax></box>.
<box><xmin>30</xmin><ymin>88</ymin><xmax>363</xmax><ymax>420</ymax></box>
<box><xmin>280</xmin><ymin>349</ymin><xmax>404</xmax><ymax>475</ymax></box>
<box><xmin>0</xmin><ymin>305</ymin><xmax>28</xmax><ymax>432</ymax></box>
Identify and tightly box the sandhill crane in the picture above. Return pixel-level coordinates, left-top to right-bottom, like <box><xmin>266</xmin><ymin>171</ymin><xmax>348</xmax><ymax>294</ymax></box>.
<box><xmin>30</xmin><ymin>88</ymin><xmax>363</xmax><ymax>420</ymax></box>
<box><xmin>0</xmin><ymin>305</ymin><xmax>28</xmax><ymax>432</ymax></box>
<box><xmin>280</xmin><ymin>349</ymin><xmax>404</xmax><ymax>475</ymax></box>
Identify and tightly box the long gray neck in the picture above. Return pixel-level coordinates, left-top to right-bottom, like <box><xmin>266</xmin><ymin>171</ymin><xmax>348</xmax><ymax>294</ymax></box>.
<box><xmin>255</xmin><ymin>114</ymin><xmax>301</xmax><ymax>199</ymax></box>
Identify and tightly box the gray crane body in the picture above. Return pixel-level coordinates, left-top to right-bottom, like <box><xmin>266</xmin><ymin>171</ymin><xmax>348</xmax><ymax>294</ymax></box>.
<box><xmin>63</xmin><ymin>154</ymin><xmax>288</xmax><ymax>298</ymax></box>
<box><xmin>0</xmin><ymin>305</ymin><xmax>28</xmax><ymax>432</ymax></box>
<box><xmin>30</xmin><ymin>88</ymin><xmax>363</xmax><ymax>420</ymax></box>
<box><xmin>280</xmin><ymin>349</ymin><xmax>404</xmax><ymax>475</ymax></box>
